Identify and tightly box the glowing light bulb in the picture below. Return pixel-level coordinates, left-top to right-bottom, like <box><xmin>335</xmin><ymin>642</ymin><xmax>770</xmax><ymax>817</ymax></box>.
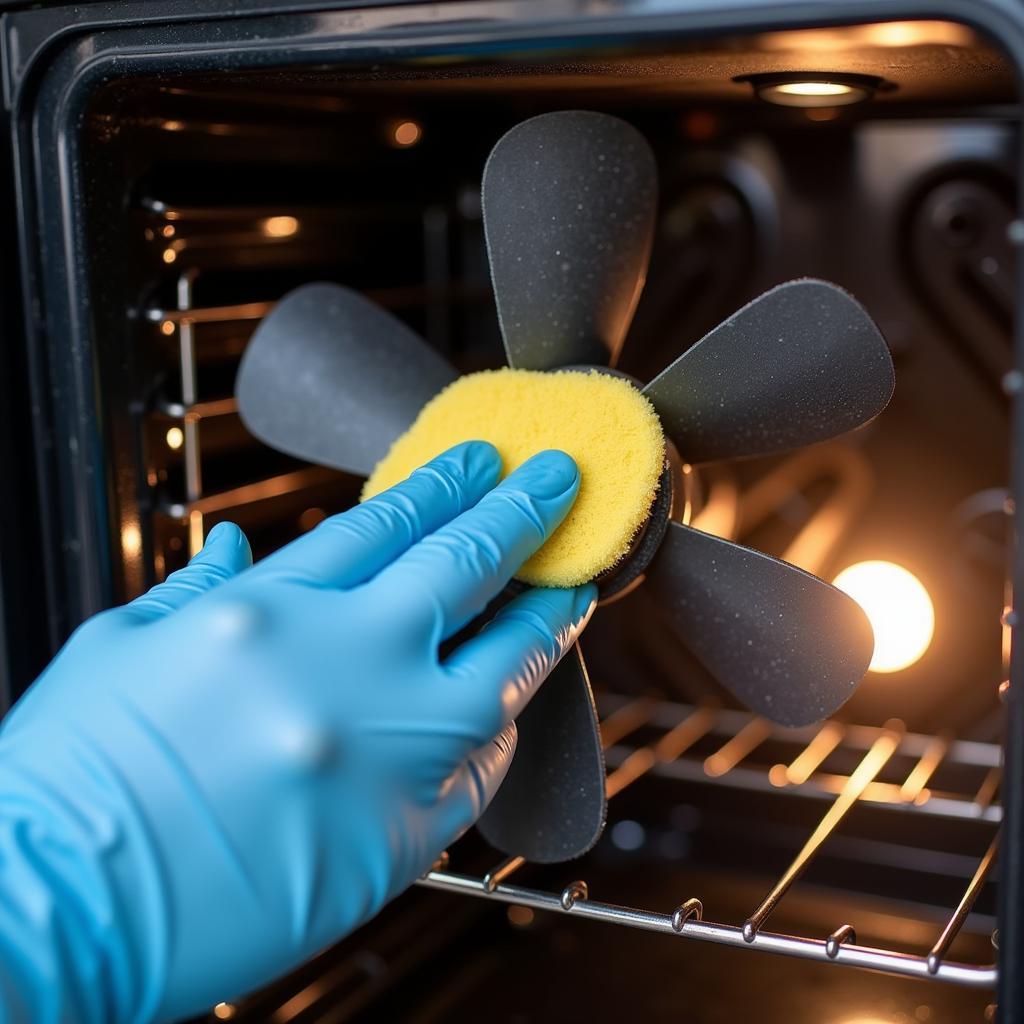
<box><xmin>774</xmin><ymin>81</ymin><xmax>854</xmax><ymax>97</ymax></box>
<box><xmin>165</xmin><ymin>426</ymin><xmax>184</xmax><ymax>450</ymax></box>
<box><xmin>836</xmin><ymin>1018</ymin><xmax>894</xmax><ymax>1024</ymax></box>
<box><xmin>390</xmin><ymin>120</ymin><xmax>422</xmax><ymax>147</ymax></box>
<box><xmin>738</xmin><ymin>74</ymin><xmax>878</xmax><ymax>108</ymax></box>
<box><xmin>120</xmin><ymin>524</ymin><xmax>142</xmax><ymax>558</ymax></box>
<box><xmin>262</xmin><ymin>215</ymin><xmax>299</xmax><ymax>238</ymax></box>
<box><xmin>833</xmin><ymin>561</ymin><xmax>934</xmax><ymax>673</ymax></box>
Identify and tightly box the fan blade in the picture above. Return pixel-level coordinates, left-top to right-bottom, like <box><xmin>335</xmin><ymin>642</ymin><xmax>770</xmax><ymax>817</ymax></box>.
<box><xmin>642</xmin><ymin>279</ymin><xmax>894</xmax><ymax>464</ymax></box>
<box><xmin>482</xmin><ymin>110</ymin><xmax>657</xmax><ymax>371</ymax></box>
<box><xmin>477</xmin><ymin>642</ymin><xmax>606</xmax><ymax>863</ymax></box>
<box><xmin>236</xmin><ymin>282</ymin><xmax>456</xmax><ymax>476</ymax></box>
<box><xmin>646</xmin><ymin>522</ymin><xmax>874</xmax><ymax>727</ymax></box>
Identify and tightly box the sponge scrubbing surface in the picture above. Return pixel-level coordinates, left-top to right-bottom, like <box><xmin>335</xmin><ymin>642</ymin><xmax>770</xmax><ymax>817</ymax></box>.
<box><xmin>361</xmin><ymin>368</ymin><xmax>665</xmax><ymax>587</ymax></box>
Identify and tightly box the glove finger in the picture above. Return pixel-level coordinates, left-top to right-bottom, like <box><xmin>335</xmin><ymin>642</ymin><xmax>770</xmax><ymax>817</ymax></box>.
<box><xmin>375</xmin><ymin>450</ymin><xmax>580</xmax><ymax>643</ymax></box>
<box><xmin>429</xmin><ymin>723</ymin><xmax>518</xmax><ymax>851</ymax></box>
<box><xmin>119</xmin><ymin>522</ymin><xmax>253</xmax><ymax>624</ymax></box>
<box><xmin>252</xmin><ymin>441</ymin><xmax>501</xmax><ymax>589</ymax></box>
<box><xmin>443</xmin><ymin>585</ymin><xmax>597</xmax><ymax>737</ymax></box>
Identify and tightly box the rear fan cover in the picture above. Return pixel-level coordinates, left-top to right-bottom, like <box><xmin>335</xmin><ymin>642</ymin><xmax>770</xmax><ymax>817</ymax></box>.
<box><xmin>236</xmin><ymin>110</ymin><xmax>894</xmax><ymax>864</ymax></box>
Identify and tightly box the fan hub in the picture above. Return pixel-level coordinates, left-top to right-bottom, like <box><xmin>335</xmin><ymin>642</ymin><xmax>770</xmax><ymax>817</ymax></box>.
<box><xmin>361</xmin><ymin>366</ymin><xmax>667</xmax><ymax>588</ymax></box>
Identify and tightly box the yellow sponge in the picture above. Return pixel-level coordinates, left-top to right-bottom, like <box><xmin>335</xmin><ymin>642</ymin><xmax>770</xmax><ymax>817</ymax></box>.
<box><xmin>361</xmin><ymin>367</ymin><xmax>665</xmax><ymax>587</ymax></box>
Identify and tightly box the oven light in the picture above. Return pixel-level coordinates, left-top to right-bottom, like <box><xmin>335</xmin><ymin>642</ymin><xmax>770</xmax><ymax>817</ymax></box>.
<box><xmin>774</xmin><ymin>81</ymin><xmax>854</xmax><ymax>98</ymax></box>
<box><xmin>165</xmin><ymin>426</ymin><xmax>184</xmax><ymax>450</ymax></box>
<box><xmin>121</xmin><ymin>524</ymin><xmax>142</xmax><ymax>558</ymax></box>
<box><xmin>757</xmin><ymin>79</ymin><xmax>869</xmax><ymax>107</ymax></box>
<box><xmin>262</xmin><ymin>215</ymin><xmax>299</xmax><ymax>238</ymax></box>
<box><xmin>390</xmin><ymin>119</ymin><xmax>423</xmax><ymax>147</ymax></box>
<box><xmin>735</xmin><ymin>72</ymin><xmax>883</xmax><ymax>108</ymax></box>
<box><xmin>833</xmin><ymin>561</ymin><xmax>934</xmax><ymax>673</ymax></box>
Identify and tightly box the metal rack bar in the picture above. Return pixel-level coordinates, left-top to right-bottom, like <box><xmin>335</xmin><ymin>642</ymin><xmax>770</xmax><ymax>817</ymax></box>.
<box><xmin>160</xmin><ymin>466</ymin><xmax>338</xmax><ymax>518</ymax></box>
<box><xmin>704</xmin><ymin>717</ymin><xmax>771</xmax><ymax>777</ymax></box>
<box><xmin>145</xmin><ymin>281</ymin><xmax>491</xmax><ymax>329</ymax></box>
<box><xmin>601</xmin><ymin>701</ymin><xmax>1003</xmax><ymax>823</ymax></box>
<box><xmin>175</xmin><ymin>272</ymin><xmax>202</xmax><ymax>518</ymax></box>
<box><xmin>655</xmin><ymin>704</ymin><xmax>718</xmax><ymax>761</ymax></box>
<box><xmin>927</xmin><ymin>835</ymin><xmax>1000</xmax><ymax>974</ymax></box>
<box><xmin>158</xmin><ymin>397</ymin><xmax>238</xmax><ymax>420</ymax></box>
<box><xmin>618</xmin><ymin>699</ymin><xmax>1000</xmax><ymax>768</ymax></box>
<box><xmin>770</xmin><ymin>721</ymin><xmax>845</xmax><ymax>787</ymax></box>
<box><xmin>598</xmin><ymin>698</ymin><xmax>656</xmax><ymax>749</ymax></box>
<box><xmin>147</xmin><ymin>300</ymin><xmax>271</xmax><ymax>325</ymax></box>
<box><xmin>605</xmin><ymin>747</ymin><xmax>1002</xmax><ymax>823</ymax></box>
<box><xmin>742</xmin><ymin>721</ymin><xmax>904</xmax><ymax>941</ymax></box>
<box><xmin>417</xmin><ymin>698</ymin><xmax>1001</xmax><ymax>989</ymax></box>
<box><xmin>605</xmin><ymin>704</ymin><xmax>715</xmax><ymax>799</ymax></box>
<box><xmin>900</xmin><ymin>732</ymin><xmax>951</xmax><ymax>803</ymax></box>
<box><xmin>826</xmin><ymin>924</ymin><xmax>857</xmax><ymax>958</ymax></box>
<box><xmin>483</xmin><ymin>856</ymin><xmax>526</xmax><ymax>894</ymax></box>
<box><xmin>976</xmin><ymin>766</ymin><xmax>1003</xmax><ymax>811</ymax></box>
<box><xmin>417</xmin><ymin>870</ymin><xmax>997</xmax><ymax>988</ymax></box>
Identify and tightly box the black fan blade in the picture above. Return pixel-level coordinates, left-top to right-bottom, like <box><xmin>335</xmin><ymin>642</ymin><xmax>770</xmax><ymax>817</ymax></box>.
<box><xmin>482</xmin><ymin>110</ymin><xmax>657</xmax><ymax>371</ymax></box>
<box><xmin>646</xmin><ymin>522</ymin><xmax>873</xmax><ymax>727</ymax></box>
<box><xmin>642</xmin><ymin>279</ymin><xmax>894</xmax><ymax>464</ymax></box>
<box><xmin>236</xmin><ymin>282</ymin><xmax>456</xmax><ymax>476</ymax></box>
<box><xmin>477</xmin><ymin>642</ymin><xmax>606</xmax><ymax>863</ymax></box>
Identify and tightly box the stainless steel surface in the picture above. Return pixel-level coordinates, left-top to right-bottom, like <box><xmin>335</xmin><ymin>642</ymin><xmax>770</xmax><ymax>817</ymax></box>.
<box><xmin>419</xmin><ymin>697</ymin><xmax>1000</xmax><ymax>989</ymax></box>
<box><xmin>417</xmin><ymin>870</ymin><xmax>997</xmax><ymax>989</ymax></box>
<box><xmin>741</xmin><ymin>722</ymin><xmax>904</xmax><ymax>941</ymax></box>
<box><xmin>928</xmin><ymin>835</ymin><xmax>1000</xmax><ymax>975</ymax></box>
<box><xmin>602</xmin><ymin>700</ymin><xmax>1003</xmax><ymax>824</ymax></box>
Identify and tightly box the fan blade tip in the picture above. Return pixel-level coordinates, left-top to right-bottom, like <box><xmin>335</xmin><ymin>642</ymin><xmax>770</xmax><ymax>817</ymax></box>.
<box><xmin>476</xmin><ymin>643</ymin><xmax>606</xmax><ymax>862</ymax></box>
<box><xmin>482</xmin><ymin>111</ymin><xmax>657</xmax><ymax>372</ymax></box>
<box><xmin>649</xmin><ymin>524</ymin><xmax>879</xmax><ymax>726</ymax></box>
<box><xmin>235</xmin><ymin>282</ymin><xmax>456</xmax><ymax>476</ymax></box>
<box><xmin>484</xmin><ymin>109</ymin><xmax>656</xmax><ymax>166</ymax></box>
<box><xmin>644</xmin><ymin>275</ymin><xmax>896</xmax><ymax>462</ymax></box>
<box><xmin>766</xmin><ymin>277</ymin><xmax>896</xmax><ymax>367</ymax></box>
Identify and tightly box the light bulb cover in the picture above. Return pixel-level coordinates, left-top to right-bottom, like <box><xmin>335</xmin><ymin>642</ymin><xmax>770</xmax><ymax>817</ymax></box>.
<box><xmin>735</xmin><ymin>72</ymin><xmax>886</xmax><ymax>108</ymax></box>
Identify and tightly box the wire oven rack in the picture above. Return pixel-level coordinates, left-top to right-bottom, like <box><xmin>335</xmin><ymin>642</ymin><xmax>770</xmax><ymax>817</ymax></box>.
<box><xmin>418</xmin><ymin>696</ymin><xmax>1001</xmax><ymax>990</ymax></box>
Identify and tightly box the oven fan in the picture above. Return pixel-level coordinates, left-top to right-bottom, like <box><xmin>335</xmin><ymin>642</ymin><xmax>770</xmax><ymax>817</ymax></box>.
<box><xmin>236</xmin><ymin>111</ymin><xmax>894</xmax><ymax>864</ymax></box>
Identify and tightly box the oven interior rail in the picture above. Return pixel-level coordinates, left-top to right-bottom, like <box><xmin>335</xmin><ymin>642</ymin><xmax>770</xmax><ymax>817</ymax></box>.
<box><xmin>420</xmin><ymin>696</ymin><xmax>1001</xmax><ymax>990</ymax></box>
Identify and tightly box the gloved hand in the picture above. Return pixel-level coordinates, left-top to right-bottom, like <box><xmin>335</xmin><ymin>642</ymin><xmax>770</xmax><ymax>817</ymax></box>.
<box><xmin>0</xmin><ymin>442</ymin><xmax>595</xmax><ymax>1024</ymax></box>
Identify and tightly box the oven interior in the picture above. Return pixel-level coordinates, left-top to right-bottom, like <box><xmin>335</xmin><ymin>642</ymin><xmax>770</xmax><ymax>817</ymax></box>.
<box><xmin>56</xmin><ymin>15</ymin><xmax>1019</xmax><ymax>1023</ymax></box>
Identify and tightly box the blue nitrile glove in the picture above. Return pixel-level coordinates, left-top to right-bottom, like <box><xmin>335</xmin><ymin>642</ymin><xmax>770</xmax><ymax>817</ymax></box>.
<box><xmin>0</xmin><ymin>442</ymin><xmax>596</xmax><ymax>1024</ymax></box>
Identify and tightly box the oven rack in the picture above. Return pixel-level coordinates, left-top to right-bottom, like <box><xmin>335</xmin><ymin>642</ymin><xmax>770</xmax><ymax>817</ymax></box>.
<box><xmin>419</xmin><ymin>696</ymin><xmax>1001</xmax><ymax>989</ymax></box>
<box><xmin>139</xmin><ymin>190</ymin><xmax>491</xmax><ymax>578</ymax></box>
